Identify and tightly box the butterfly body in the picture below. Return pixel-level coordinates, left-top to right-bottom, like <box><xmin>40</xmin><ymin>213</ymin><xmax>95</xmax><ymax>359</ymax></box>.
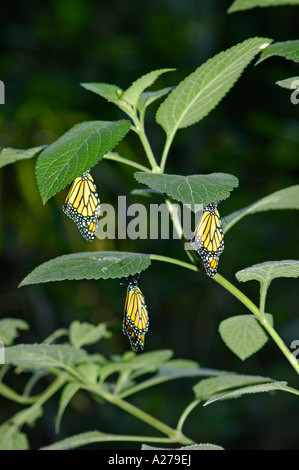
<box><xmin>191</xmin><ymin>203</ymin><xmax>224</xmax><ymax>277</ymax></box>
<box><xmin>122</xmin><ymin>277</ymin><xmax>149</xmax><ymax>352</ymax></box>
<box><xmin>63</xmin><ymin>170</ymin><xmax>101</xmax><ymax>241</ymax></box>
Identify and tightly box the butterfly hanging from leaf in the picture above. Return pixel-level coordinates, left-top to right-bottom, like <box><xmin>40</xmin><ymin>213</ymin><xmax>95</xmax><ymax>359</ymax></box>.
<box><xmin>63</xmin><ymin>170</ymin><xmax>101</xmax><ymax>241</ymax></box>
<box><xmin>122</xmin><ymin>275</ymin><xmax>149</xmax><ymax>353</ymax></box>
<box><xmin>190</xmin><ymin>202</ymin><xmax>224</xmax><ymax>277</ymax></box>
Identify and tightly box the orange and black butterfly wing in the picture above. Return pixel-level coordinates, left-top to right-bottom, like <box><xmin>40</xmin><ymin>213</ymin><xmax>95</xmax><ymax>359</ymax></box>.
<box><xmin>203</xmin><ymin>256</ymin><xmax>220</xmax><ymax>277</ymax></box>
<box><xmin>63</xmin><ymin>171</ymin><xmax>101</xmax><ymax>241</ymax></box>
<box><xmin>122</xmin><ymin>282</ymin><xmax>149</xmax><ymax>352</ymax></box>
<box><xmin>191</xmin><ymin>203</ymin><xmax>224</xmax><ymax>277</ymax></box>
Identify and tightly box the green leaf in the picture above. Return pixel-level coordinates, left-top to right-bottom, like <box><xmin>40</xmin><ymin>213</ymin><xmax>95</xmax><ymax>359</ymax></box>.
<box><xmin>122</xmin><ymin>69</ymin><xmax>175</xmax><ymax>110</ymax></box>
<box><xmin>55</xmin><ymin>383</ymin><xmax>81</xmax><ymax>433</ymax></box>
<box><xmin>137</xmin><ymin>87</ymin><xmax>174</xmax><ymax>114</ymax></box>
<box><xmin>204</xmin><ymin>381</ymin><xmax>295</xmax><ymax>406</ymax></box>
<box><xmin>276</xmin><ymin>77</ymin><xmax>299</xmax><ymax>89</ymax></box>
<box><xmin>98</xmin><ymin>349</ymin><xmax>174</xmax><ymax>384</ymax></box>
<box><xmin>80</xmin><ymin>82</ymin><xmax>123</xmax><ymax>103</ymax></box>
<box><xmin>156</xmin><ymin>38</ymin><xmax>272</xmax><ymax>138</ymax></box>
<box><xmin>43</xmin><ymin>328</ymin><xmax>69</xmax><ymax>344</ymax></box>
<box><xmin>0</xmin><ymin>146</ymin><xmax>45</xmax><ymax>169</ymax></box>
<box><xmin>12</xmin><ymin>403</ymin><xmax>43</xmax><ymax>427</ymax></box>
<box><xmin>5</xmin><ymin>344</ymin><xmax>89</xmax><ymax>369</ymax></box>
<box><xmin>19</xmin><ymin>251</ymin><xmax>151</xmax><ymax>286</ymax></box>
<box><xmin>193</xmin><ymin>374</ymin><xmax>275</xmax><ymax>401</ymax></box>
<box><xmin>237</xmin><ymin>261</ymin><xmax>299</xmax><ymax>320</ymax></box>
<box><xmin>236</xmin><ymin>260</ymin><xmax>299</xmax><ymax>287</ymax></box>
<box><xmin>157</xmin><ymin>363</ymin><xmax>219</xmax><ymax>380</ymax></box>
<box><xmin>76</xmin><ymin>363</ymin><xmax>102</xmax><ymax>382</ymax></box>
<box><xmin>119</xmin><ymin>361</ymin><xmax>222</xmax><ymax>399</ymax></box>
<box><xmin>134</xmin><ymin>172</ymin><xmax>238</xmax><ymax>211</ymax></box>
<box><xmin>160</xmin><ymin>358</ymin><xmax>200</xmax><ymax>371</ymax></box>
<box><xmin>69</xmin><ymin>321</ymin><xmax>111</xmax><ymax>348</ymax></box>
<box><xmin>0</xmin><ymin>318</ymin><xmax>29</xmax><ymax>345</ymax></box>
<box><xmin>219</xmin><ymin>314</ymin><xmax>273</xmax><ymax>360</ymax></box>
<box><xmin>256</xmin><ymin>40</ymin><xmax>299</xmax><ymax>64</ymax></box>
<box><xmin>125</xmin><ymin>349</ymin><xmax>173</xmax><ymax>378</ymax></box>
<box><xmin>142</xmin><ymin>443</ymin><xmax>224</xmax><ymax>450</ymax></box>
<box><xmin>82</xmin><ymin>70</ymin><xmax>174</xmax><ymax>115</ymax></box>
<box><xmin>131</xmin><ymin>188</ymin><xmax>162</xmax><ymax>198</ymax></box>
<box><xmin>228</xmin><ymin>0</ymin><xmax>299</xmax><ymax>12</ymax></box>
<box><xmin>35</xmin><ymin>120</ymin><xmax>131</xmax><ymax>204</ymax></box>
<box><xmin>223</xmin><ymin>185</ymin><xmax>299</xmax><ymax>233</ymax></box>
<box><xmin>0</xmin><ymin>424</ymin><xmax>29</xmax><ymax>450</ymax></box>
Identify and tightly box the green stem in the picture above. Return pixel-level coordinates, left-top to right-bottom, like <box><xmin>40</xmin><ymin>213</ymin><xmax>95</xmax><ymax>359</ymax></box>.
<box><xmin>106</xmin><ymin>394</ymin><xmax>194</xmax><ymax>446</ymax></box>
<box><xmin>176</xmin><ymin>399</ymin><xmax>201</xmax><ymax>434</ymax></box>
<box><xmin>150</xmin><ymin>254</ymin><xmax>198</xmax><ymax>273</ymax></box>
<box><xmin>165</xmin><ymin>198</ymin><xmax>183</xmax><ymax>239</ymax></box>
<box><xmin>131</xmin><ymin>116</ymin><xmax>161</xmax><ymax>173</ymax></box>
<box><xmin>259</xmin><ymin>317</ymin><xmax>299</xmax><ymax>374</ymax></box>
<box><xmin>103</xmin><ymin>152</ymin><xmax>151</xmax><ymax>173</ymax></box>
<box><xmin>214</xmin><ymin>273</ymin><xmax>259</xmax><ymax>315</ymax></box>
<box><xmin>81</xmin><ymin>379</ymin><xmax>193</xmax><ymax>446</ymax></box>
<box><xmin>0</xmin><ymin>382</ymin><xmax>40</xmax><ymax>405</ymax></box>
<box><xmin>164</xmin><ymin>196</ymin><xmax>200</xmax><ymax>266</ymax></box>
<box><xmin>41</xmin><ymin>434</ymin><xmax>175</xmax><ymax>451</ymax></box>
<box><xmin>119</xmin><ymin>368</ymin><xmax>221</xmax><ymax>400</ymax></box>
<box><xmin>11</xmin><ymin>375</ymin><xmax>67</xmax><ymax>429</ymax></box>
<box><xmin>259</xmin><ymin>278</ymin><xmax>271</xmax><ymax>321</ymax></box>
<box><xmin>160</xmin><ymin>134</ymin><xmax>174</xmax><ymax>173</ymax></box>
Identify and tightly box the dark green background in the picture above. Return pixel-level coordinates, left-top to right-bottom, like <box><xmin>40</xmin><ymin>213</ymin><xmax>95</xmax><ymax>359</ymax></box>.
<box><xmin>0</xmin><ymin>0</ymin><xmax>298</xmax><ymax>450</ymax></box>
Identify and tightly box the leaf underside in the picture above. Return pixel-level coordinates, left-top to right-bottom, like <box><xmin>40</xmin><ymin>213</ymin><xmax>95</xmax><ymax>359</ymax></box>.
<box><xmin>134</xmin><ymin>172</ymin><xmax>239</xmax><ymax>211</ymax></box>
<box><xmin>19</xmin><ymin>251</ymin><xmax>151</xmax><ymax>286</ymax></box>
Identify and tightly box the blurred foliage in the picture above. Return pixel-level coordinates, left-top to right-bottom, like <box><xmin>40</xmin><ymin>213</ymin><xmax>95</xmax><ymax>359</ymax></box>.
<box><xmin>0</xmin><ymin>0</ymin><xmax>298</xmax><ymax>450</ymax></box>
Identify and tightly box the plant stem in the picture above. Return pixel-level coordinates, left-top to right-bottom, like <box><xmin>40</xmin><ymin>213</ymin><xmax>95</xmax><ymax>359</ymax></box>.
<box><xmin>259</xmin><ymin>317</ymin><xmax>299</xmax><ymax>374</ymax></box>
<box><xmin>82</xmin><ymin>378</ymin><xmax>194</xmax><ymax>445</ymax></box>
<box><xmin>119</xmin><ymin>368</ymin><xmax>222</xmax><ymax>399</ymax></box>
<box><xmin>176</xmin><ymin>399</ymin><xmax>201</xmax><ymax>434</ymax></box>
<box><xmin>259</xmin><ymin>281</ymin><xmax>268</xmax><ymax>320</ymax></box>
<box><xmin>11</xmin><ymin>375</ymin><xmax>67</xmax><ymax>429</ymax></box>
<box><xmin>165</xmin><ymin>198</ymin><xmax>183</xmax><ymax>238</ymax></box>
<box><xmin>40</xmin><ymin>433</ymin><xmax>176</xmax><ymax>451</ymax></box>
<box><xmin>214</xmin><ymin>273</ymin><xmax>259</xmax><ymax>315</ymax></box>
<box><xmin>150</xmin><ymin>254</ymin><xmax>198</xmax><ymax>273</ymax></box>
<box><xmin>106</xmin><ymin>394</ymin><xmax>194</xmax><ymax>446</ymax></box>
<box><xmin>0</xmin><ymin>382</ymin><xmax>40</xmax><ymax>405</ymax></box>
<box><xmin>103</xmin><ymin>152</ymin><xmax>151</xmax><ymax>173</ymax></box>
<box><xmin>160</xmin><ymin>134</ymin><xmax>174</xmax><ymax>173</ymax></box>
<box><xmin>132</xmin><ymin>117</ymin><xmax>161</xmax><ymax>173</ymax></box>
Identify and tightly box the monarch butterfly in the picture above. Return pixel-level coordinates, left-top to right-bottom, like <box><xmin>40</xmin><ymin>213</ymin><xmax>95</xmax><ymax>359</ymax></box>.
<box><xmin>190</xmin><ymin>203</ymin><xmax>224</xmax><ymax>277</ymax></box>
<box><xmin>62</xmin><ymin>170</ymin><xmax>101</xmax><ymax>242</ymax></box>
<box><xmin>122</xmin><ymin>276</ymin><xmax>149</xmax><ymax>352</ymax></box>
